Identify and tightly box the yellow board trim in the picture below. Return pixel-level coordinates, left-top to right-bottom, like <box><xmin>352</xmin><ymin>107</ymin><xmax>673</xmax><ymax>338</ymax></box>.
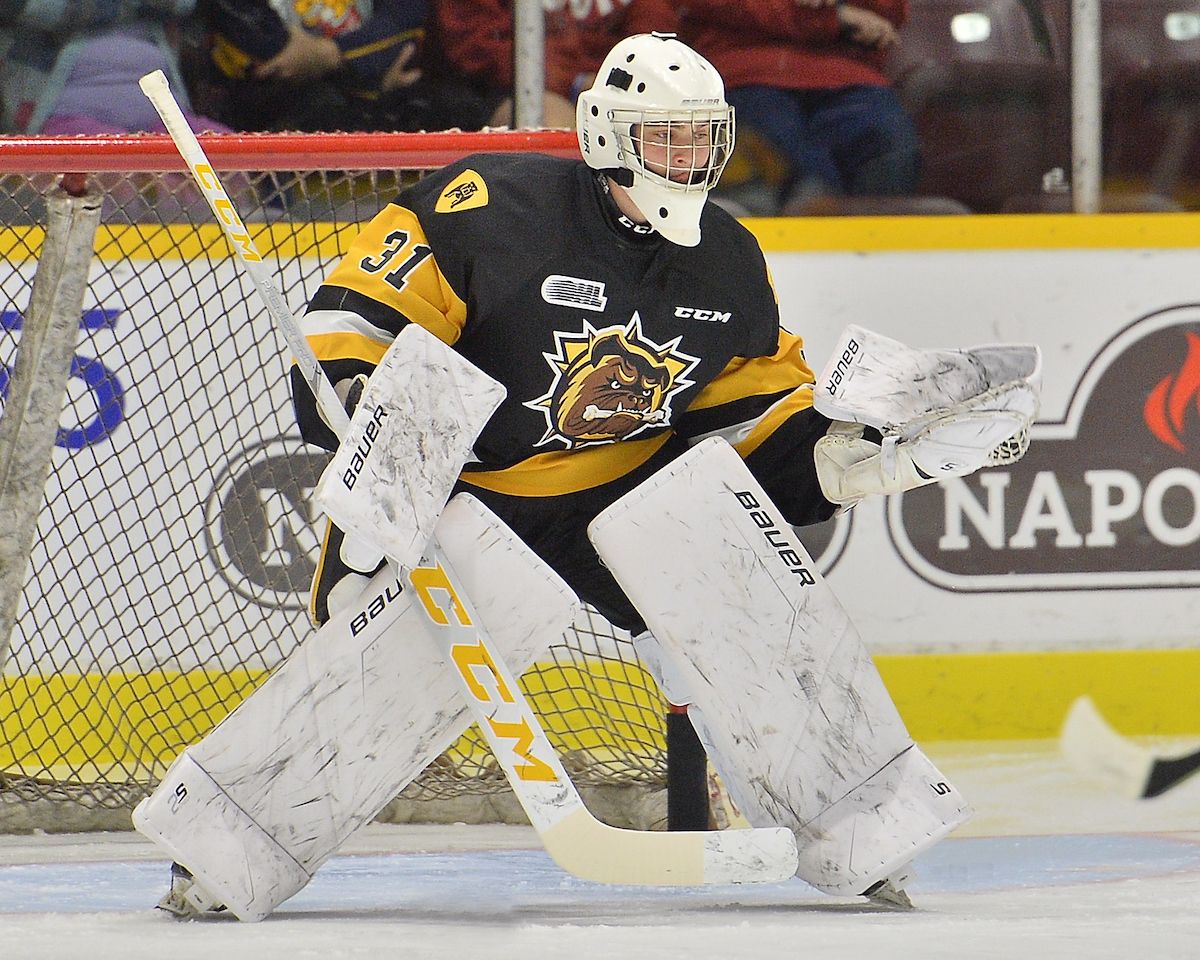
<box><xmin>7</xmin><ymin>213</ymin><xmax>1200</xmax><ymax>266</ymax></box>
<box><xmin>2</xmin><ymin>649</ymin><xmax>1197</xmax><ymax>779</ymax></box>
<box><xmin>743</xmin><ymin>211</ymin><xmax>1200</xmax><ymax>252</ymax></box>
<box><xmin>0</xmin><ymin>222</ymin><xmax>355</xmax><ymax>263</ymax></box>
<box><xmin>880</xmin><ymin>648</ymin><xmax>1200</xmax><ymax>741</ymax></box>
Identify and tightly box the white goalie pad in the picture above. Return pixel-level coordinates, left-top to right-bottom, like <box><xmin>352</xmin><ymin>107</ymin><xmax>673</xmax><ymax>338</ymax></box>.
<box><xmin>314</xmin><ymin>324</ymin><xmax>506</xmax><ymax>569</ymax></box>
<box><xmin>814</xmin><ymin>323</ymin><xmax>1042</xmax><ymax>473</ymax></box>
<box><xmin>588</xmin><ymin>439</ymin><xmax>971</xmax><ymax>897</ymax></box>
<box><xmin>133</xmin><ymin>495</ymin><xmax>579</xmax><ymax>921</ymax></box>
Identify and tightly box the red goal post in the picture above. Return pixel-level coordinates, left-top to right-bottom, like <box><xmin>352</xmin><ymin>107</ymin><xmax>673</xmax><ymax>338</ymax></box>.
<box><xmin>0</xmin><ymin>131</ymin><xmax>670</xmax><ymax>833</ymax></box>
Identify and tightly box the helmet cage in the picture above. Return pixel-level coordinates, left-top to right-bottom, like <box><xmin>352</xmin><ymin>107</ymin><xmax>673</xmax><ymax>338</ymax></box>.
<box><xmin>611</xmin><ymin>107</ymin><xmax>735</xmax><ymax>195</ymax></box>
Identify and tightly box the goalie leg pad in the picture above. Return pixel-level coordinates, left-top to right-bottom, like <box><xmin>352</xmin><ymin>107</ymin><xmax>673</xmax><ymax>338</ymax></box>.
<box><xmin>134</xmin><ymin>752</ymin><xmax>309</xmax><ymax>922</ymax></box>
<box><xmin>588</xmin><ymin>438</ymin><xmax>971</xmax><ymax>898</ymax></box>
<box><xmin>134</xmin><ymin>494</ymin><xmax>579</xmax><ymax>921</ymax></box>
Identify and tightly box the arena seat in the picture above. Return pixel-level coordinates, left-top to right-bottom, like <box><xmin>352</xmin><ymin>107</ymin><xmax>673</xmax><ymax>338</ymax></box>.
<box><xmin>780</xmin><ymin>194</ymin><xmax>973</xmax><ymax>216</ymax></box>
<box><xmin>1100</xmin><ymin>0</ymin><xmax>1200</xmax><ymax>205</ymax></box>
<box><xmin>1000</xmin><ymin>190</ymin><xmax>1184</xmax><ymax>213</ymax></box>
<box><xmin>890</xmin><ymin>0</ymin><xmax>1069</xmax><ymax>212</ymax></box>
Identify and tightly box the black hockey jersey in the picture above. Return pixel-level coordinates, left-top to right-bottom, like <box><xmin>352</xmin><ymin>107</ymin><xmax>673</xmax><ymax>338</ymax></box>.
<box><xmin>294</xmin><ymin>153</ymin><xmax>835</xmax><ymax>526</ymax></box>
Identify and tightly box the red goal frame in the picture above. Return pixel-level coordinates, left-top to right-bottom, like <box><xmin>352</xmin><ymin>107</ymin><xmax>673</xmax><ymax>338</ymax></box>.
<box><xmin>0</xmin><ymin>130</ymin><xmax>580</xmax><ymax>174</ymax></box>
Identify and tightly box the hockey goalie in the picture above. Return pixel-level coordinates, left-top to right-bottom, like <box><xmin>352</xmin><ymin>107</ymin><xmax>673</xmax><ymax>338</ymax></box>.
<box><xmin>132</xmin><ymin>33</ymin><xmax>1041</xmax><ymax>919</ymax></box>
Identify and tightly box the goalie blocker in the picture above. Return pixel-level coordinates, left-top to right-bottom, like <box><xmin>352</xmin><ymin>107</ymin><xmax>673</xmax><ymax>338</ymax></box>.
<box><xmin>589</xmin><ymin>439</ymin><xmax>972</xmax><ymax>899</ymax></box>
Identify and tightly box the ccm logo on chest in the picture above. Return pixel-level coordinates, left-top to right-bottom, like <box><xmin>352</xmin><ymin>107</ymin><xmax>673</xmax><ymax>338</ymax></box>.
<box><xmin>675</xmin><ymin>306</ymin><xmax>731</xmax><ymax>323</ymax></box>
<box><xmin>342</xmin><ymin>404</ymin><xmax>389</xmax><ymax>490</ymax></box>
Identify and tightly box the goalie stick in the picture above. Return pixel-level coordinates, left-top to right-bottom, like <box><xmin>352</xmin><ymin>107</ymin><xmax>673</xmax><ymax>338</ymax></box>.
<box><xmin>137</xmin><ymin>69</ymin><xmax>799</xmax><ymax>887</ymax></box>
<box><xmin>1060</xmin><ymin>696</ymin><xmax>1200</xmax><ymax>800</ymax></box>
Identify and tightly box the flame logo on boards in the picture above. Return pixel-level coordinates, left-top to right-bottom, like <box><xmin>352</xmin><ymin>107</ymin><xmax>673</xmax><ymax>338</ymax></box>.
<box><xmin>1144</xmin><ymin>331</ymin><xmax>1200</xmax><ymax>453</ymax></box>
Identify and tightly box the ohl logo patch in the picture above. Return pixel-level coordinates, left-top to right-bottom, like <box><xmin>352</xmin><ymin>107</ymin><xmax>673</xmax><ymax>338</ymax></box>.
<box><xmin>525</xmin><ymin>312</ymin><xmax>699</xmax><ymax>449</ymax></box>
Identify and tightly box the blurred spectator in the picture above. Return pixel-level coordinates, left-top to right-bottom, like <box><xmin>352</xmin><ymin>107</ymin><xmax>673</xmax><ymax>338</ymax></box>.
<box><xmin>677</xmin><ymin>0</ymin><xmax>920</xmax><ymax>214</ymax></box>
<box><xmin>433</xmin><ymin>0</ymin><xmax>678</xmax><ymax>128</ymax></box>
<box><xmin>196</xmin><ymin>0</ymin><xmax>494</xmax><ymax>133</ymax></box>
<box><xmin>0</xmin><ymin>0</ymin><xmax>227</xmax><ymax>135</ymax></box>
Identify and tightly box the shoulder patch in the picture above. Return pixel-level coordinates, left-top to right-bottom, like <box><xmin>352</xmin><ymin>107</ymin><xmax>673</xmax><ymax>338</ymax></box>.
<box><xmin>435</xmin><ymin>170</ymin><xmax>489</xmax><ymax>213</ymax></box>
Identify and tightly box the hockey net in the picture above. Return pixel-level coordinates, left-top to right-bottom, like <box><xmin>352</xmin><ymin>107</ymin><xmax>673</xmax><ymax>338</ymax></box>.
<box><xmin>0</xmin><ymin>131</ymin><xmax>669</xmax><ymax>833</ymax></box>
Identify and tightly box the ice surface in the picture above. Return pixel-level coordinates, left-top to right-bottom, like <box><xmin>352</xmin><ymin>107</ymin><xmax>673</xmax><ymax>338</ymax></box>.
<box><xmin>1</xmin><ymin>741</ymin><xmax>1197</xmax><ymax>960</ymax></box>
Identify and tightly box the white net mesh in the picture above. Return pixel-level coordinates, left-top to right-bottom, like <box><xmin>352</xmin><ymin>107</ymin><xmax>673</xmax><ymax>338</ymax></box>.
<box><xmin>0</xmin><ymin>133</ymin><xmax>668</xmax><ymax>832</ymax></box>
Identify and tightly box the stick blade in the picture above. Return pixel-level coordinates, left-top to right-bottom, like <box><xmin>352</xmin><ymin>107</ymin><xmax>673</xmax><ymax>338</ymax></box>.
<box><xmin>1060</xmin><ymin>696</ymin><xmax>1152</xmax><ymax>799</ymax></box>
<box><xmin>702</xmin><ymin>826</ymin><xmax>799</xmax><ymax>885</ymax></box>
<box><xmin>541</xmin><ymin>809</ymin><xmax>798</xmax><ymax>886</ymax></box>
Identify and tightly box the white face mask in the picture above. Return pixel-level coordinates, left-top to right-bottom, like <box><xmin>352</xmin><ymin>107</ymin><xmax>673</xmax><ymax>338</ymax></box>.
<box><xmin>577</xmin><ymin>34</ymin><xmax>735</xmax><ymax>247</ymax></box>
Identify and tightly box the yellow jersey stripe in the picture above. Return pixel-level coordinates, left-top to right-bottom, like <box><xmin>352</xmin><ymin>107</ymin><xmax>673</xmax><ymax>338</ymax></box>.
<box><xmin>732</xmin><ymin>386</ymin><xmax>816</xmax><ymax>459</ymax></box>
<box><xmin>461</xmin><ymin>434</ymin><xmax>673</xmax><ymax>497</ymax></box>
<box><xmin>306</xmin><ymin>330</ymin><xmax>391</xmax><ymax>365</ymax></box>
<box><xmin>341</xmin><ymin>28</ymin><xmax>421</xmax><ymax>62</ymax></box>
<box><xmin>688</xmin><ymin>330</ymin><xmax>812</xmax><ymax>410</ymax></box>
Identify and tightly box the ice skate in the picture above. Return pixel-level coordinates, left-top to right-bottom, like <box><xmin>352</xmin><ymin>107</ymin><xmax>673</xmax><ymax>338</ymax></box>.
<box><xmin>862</xmin><ymin>869</ymin><xmax>915</xmax><ymax>910</ymax></box>
<box><xmin>156</xmin><ymin>862</ymin><xmax>227</xmax><ymax>919</ymax></box>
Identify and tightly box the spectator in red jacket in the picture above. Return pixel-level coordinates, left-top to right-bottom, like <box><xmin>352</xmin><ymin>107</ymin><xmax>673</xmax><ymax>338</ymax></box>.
<box><xmin>433</xmin><ymin>0</ymin><xmax>678</xmax><ymax>128</ymax></box>
<box><xmin>678</xmin><ymin>0</ymin><xmax>919</xmax><ymax>213</ymax></box>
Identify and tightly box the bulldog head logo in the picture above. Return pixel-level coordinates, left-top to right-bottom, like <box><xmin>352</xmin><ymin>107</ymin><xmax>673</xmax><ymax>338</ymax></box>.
<box><xmin>526</xmin><ymin>313</ymin><xmax>698</xmax><ymax>448</ymax></box>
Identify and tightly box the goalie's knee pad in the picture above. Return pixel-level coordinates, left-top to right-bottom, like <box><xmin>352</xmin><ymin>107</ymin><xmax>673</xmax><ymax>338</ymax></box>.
<box><xmin>309</xmin><ymin>520</ymin><xmax>385</xmax><ymax>625</ymax></box>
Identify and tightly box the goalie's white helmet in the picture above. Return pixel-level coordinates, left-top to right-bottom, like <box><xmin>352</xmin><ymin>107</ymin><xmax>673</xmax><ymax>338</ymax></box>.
<box><xmin>577</xmin><ymin>32</ymin><xmax>735</xmax><ymax>247</ymax></box>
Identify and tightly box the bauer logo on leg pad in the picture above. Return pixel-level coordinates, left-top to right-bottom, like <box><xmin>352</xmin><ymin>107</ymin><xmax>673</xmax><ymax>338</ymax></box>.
<box><xmin>349</xmin><ymin>575</ymin><xmax>404</xmax><ymax>636</ymax></box>
<box><xmin>732</xmin><ymin>490</ymin><xmax>816</xmax><ymax>586</ymax></box>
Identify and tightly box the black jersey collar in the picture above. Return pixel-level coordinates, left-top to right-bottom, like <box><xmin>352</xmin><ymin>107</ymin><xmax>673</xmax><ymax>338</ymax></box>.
<box><xmin>592</xmin><ymin>172</ymin><xmax>661</xmax><ymax>244</ymax></box>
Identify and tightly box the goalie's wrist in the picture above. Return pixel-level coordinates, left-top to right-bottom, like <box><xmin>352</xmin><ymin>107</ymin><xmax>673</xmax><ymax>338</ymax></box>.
<box><xmin>813</xmin><ymin>424</ymin><xmax>936</xmax><ymax>506</ymax></box>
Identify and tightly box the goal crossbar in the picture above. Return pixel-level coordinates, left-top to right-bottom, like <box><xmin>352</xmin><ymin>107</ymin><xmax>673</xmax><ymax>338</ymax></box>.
<box><xmin>0</xmin><ymin>130</ymin><xmax>579</xmax><ymax>173</ymax></box>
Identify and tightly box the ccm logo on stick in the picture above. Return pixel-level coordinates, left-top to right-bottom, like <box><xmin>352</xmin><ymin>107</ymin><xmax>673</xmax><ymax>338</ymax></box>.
<box><xmin>341</xmin><ymin>404</ymin><xmax>388</xmax><ymax>490</ymax></box>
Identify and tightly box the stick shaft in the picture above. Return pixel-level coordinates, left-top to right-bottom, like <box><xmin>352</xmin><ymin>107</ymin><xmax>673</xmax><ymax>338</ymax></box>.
<box><xmin>138</xmin><ymin>70</ymin><xmax>348</xmax><ymax>437</ymax></box>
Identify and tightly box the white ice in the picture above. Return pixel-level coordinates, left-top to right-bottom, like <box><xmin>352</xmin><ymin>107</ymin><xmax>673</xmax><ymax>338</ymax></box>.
<box><xmin>2</xmin><ymin>741</ymin><xmax>1197</xmax><ymax>960</ymax></box>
